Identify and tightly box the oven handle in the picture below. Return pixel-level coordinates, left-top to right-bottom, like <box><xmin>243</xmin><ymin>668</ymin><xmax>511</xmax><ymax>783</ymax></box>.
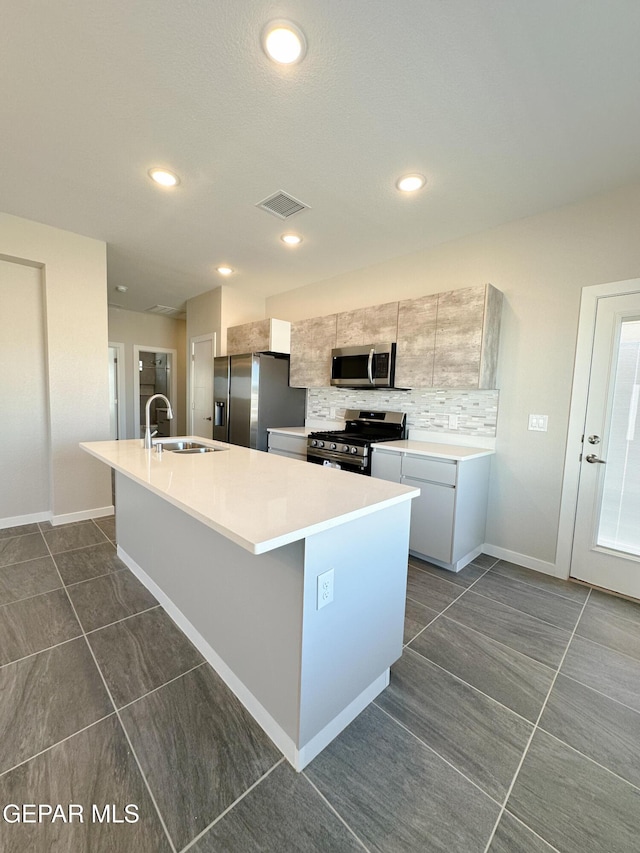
<box><xmin>367</xmin><ymin>347</ymin><xmax>375</xmax><ymax>385</ymax></box>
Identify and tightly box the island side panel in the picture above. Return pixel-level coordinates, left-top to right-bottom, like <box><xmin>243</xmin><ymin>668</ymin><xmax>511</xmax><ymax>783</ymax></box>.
<box><xmin>114</xmin><ymin>472</ymin><xmax>305</xmax><ymax>746</ymax></box>
<box><xmin>298</xmin><ymin>499</ymin><xmax>411</xmax><ymax>748</ymax></box>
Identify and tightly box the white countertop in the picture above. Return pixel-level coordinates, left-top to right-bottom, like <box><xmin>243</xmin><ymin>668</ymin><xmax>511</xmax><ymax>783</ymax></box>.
<box><xmin>371</xmin><ymin>439</ymin><xmax>495</xmax><ymax>461</ymax></box>
<box><xmin>266</xmin><ymin>426</ymin><xmax>311</xmax><ymax>437</ymax></box>
<box><xmin>81</xmin><ymin>438</ymin><xmax>418</xmax><ymax>555</ymax></box>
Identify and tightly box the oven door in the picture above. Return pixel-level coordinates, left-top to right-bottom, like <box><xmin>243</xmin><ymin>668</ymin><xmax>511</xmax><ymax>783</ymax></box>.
<box><xmin>307</xmin><ymin>448</ymin><xmax>368</xmax><ymax>475</ymax></box>
<box><xmin>330</xmin><ymin>343</ymin><xmax>395</xmax><ymax>388</ymax></box>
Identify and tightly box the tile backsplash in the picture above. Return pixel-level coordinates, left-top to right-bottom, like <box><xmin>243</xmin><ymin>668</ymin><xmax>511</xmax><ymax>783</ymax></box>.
<box><xmin>306</xmin><ymin>388</ymin><xmax>499</xmax><ymax>437</ymax></box>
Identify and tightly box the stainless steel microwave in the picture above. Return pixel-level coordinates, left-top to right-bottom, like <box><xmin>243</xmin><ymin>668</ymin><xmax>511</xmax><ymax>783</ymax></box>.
<box><xmin>330</xmin><ymin>342</ymin><xmax>396</xmax><ymax>388</ymax></box>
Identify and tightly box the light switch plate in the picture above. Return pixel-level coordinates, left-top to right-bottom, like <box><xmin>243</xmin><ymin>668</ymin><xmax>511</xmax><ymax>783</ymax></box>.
<box><xmin>528</xmin><ymin>414</ymin><xmax>548</xmax><ymax>432</ymax></box>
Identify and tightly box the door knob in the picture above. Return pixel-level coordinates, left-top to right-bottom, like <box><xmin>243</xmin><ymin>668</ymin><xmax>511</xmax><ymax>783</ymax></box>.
<box><xmin>585</xmin><ymin>454</ymin><xmax>606</xmax><ymax>464</ymax></box>
<box><xmin>204</xmin><ymin>416</ymin><xmax>212</xmax><ymax>421</ymax></box>
<box><xmin>587</xmin><ymin>435</ymin><xmax>600</xmax><ymax>444</ymax></box>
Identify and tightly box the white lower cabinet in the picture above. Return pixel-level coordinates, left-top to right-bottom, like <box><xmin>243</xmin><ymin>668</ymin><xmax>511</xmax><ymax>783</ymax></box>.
<box><xmin>372</xmin><ymin>447</ymin><xmax>491</xmax><ymax>571</ymax></box>
<box><xmin>267</xmin><ymin>431</ymin><xmax>307</xmax><ymax>462</ymax></box>
<box><xmin>400</xmin><ymin>476</ymin><xmax>456</xmax><ymax>564</ymax></box>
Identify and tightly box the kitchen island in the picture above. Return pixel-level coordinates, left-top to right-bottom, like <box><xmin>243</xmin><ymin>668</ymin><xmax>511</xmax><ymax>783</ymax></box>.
<box><xmin>81</xmin><ymin>438</ymin><xmax>418</xmax><ymax>770</ymax></box>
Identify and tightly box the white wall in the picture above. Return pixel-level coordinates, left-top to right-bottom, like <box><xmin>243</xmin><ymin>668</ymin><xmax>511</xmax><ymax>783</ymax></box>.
<box><xmin>186</xmin><ymin>286</ymin><xmax>222</xmax><ymax>344</ymax></box>
<box><xmin>0</xmin><ymin>212</ymin><xmax>111</xmax><ymax>522</ymax></box>
<box><xmin>108</xmin><ymin>307</ymin><xmax>187</xmax><ymax>437</ymax></box>
<box><xmin>219</xmin><ymin>287</ymin><xmax>266</xmax><ymax>354</ymax></box>
<box><xmin>266</xmin><ymin>181</ymin><xmax>640</xmax><ymax>569</ymax></box>
<box><xmin>0</xmin><ymin>260</ymin><xmax>49</xmax><ymax>521</ymax></box>
<box><xmin>185</xmin><ymin>285</ymin><xmax>266</xmax><ymax>356</ymax></box>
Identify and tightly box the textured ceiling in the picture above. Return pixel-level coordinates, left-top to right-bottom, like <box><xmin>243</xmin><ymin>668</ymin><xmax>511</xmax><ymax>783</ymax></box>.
<box><xmin>2</xmin><ymin>0</ymin><xmax>640</xmax><ymax>313</ymax></box>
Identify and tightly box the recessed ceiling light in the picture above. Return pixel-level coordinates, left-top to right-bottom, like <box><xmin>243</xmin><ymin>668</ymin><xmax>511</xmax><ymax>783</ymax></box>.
<box><xmin>261</xmin><ymin>20</ymin><xmax>307</xmax><ymax>65</ymax></box>
<box><xmin>396</xmin><ymin>173</ymin><xmax>426</xmax><ymax>193</ymax></box>
<box><xmin>216</xmin><ymin>266</ymin><xmax>234</xmax><ymax>276</ymax></box>
<box><xmin>281</xmin><ymin>233</ymin><xmax>303</xmax><ymax>245</ymax></box>
<box><xmin>148</xmin><ymin>167</ymin><xmax>180</xmax><ymax>187</ymax></box>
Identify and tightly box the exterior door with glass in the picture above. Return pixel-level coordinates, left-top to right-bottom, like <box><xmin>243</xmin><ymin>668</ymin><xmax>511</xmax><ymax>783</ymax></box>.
<box><xmin>571</xmin><ymin>290</ymin><xmax>640</xmax><ymax>597</ymax></box>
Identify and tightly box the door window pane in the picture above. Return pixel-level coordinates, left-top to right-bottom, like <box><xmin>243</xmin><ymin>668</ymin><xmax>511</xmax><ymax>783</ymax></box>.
<box><xmin>597</xmin><ymin>319</ymin><xmax>640</xmax><ymax>556</ymax></box>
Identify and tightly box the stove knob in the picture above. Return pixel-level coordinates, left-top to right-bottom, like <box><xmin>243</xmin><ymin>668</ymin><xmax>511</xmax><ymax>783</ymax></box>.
<box><xmin>311</xmin><ymin>439</ymin><xmax>317</xmax><ymax>447</ymax></box>
<box><xmin>318</xmin><ymin>441</ymin><xmax>325</xmax><ymax>448</ymax></box>
<box><xmin>342</xmin><ymin>444</ymin><xmax>350</xmax><ymax>453</ymax></box>
<box><xmin>350</xmin><ymin>446</ymin><xmax>358</xmax><ymax>455</ymax></box>
<box><xmin>330</xmin><ymin>442</ymin><xmax>337</xmax><ymax>450</ymax></box>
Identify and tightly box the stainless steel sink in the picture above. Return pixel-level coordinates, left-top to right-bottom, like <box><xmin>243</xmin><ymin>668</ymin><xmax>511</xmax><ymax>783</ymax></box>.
<box><xmin>155</xmin><ymin>440</ymin><xmax>226</xmax><ymax>453</ymax></box>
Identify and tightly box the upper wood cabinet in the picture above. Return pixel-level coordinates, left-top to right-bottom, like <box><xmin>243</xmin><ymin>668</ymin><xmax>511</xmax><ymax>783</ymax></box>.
<box><xmin>289</xmin><ymin>314</ymin><xmax>337</xmax><ymax>388</ymax></box>
<box><xmin>335</xmin><ymin>302</ymin><xmax>398</xmax><ymax>347</ymax></box>
<box><xmin>288</xmin><ymin>284</ymin><xmax>502</xmax><ymax>389</ymax></box>
<box><xmin>395</xmin><ymin>294</ymin><xmax>438</xmax><ymax>389</ymax></box>
<box><xmin>226</xmin><ymin>318</ymin><xmax>291</xmax><ymax>355</ymax></box>
<box><xmin>432</xmin><ymin>284</ymin><xmax>503</xmax><ymax>389</ymax></box>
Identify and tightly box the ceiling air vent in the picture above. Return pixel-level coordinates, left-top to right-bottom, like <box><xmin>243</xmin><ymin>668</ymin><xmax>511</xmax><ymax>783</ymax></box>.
<box><xmin>146</xmin><ymin>304</ymin><xmax>182</xmax><ymax>316</ymax></box>
<box><xmin>256</xmin><ymin>191</ymin><xmax>310</xmax><ymax>220</ymax></box>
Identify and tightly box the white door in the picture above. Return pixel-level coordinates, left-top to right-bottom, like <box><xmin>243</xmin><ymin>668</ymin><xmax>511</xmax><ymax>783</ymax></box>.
<box><xmin>571</xmin><ymin>290</ymin><xmax>640</xmax><ymax>597</ymax></box>
<box><xmin>190</xmin><ymin>335</ymin><xmax>215</xmax><ymax>438</ymax></box>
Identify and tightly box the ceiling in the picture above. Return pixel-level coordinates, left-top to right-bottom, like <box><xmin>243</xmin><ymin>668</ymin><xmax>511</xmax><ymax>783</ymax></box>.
<box><xmin>2</xmin><ymin>1</ymin><xmax>640</xmax><ymax>314</ymax></box>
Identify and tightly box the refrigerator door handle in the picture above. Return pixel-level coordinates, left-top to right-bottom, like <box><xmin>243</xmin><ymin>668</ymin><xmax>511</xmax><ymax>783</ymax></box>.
<box><xmin>214</xmin><ymin>401</ymin><xmax>226</xmax><ymax>427</ymax></box>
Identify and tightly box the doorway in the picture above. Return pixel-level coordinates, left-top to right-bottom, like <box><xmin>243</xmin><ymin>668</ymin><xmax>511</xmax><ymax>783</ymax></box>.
<box><xmin>562</xmin><ymin>280</ymin><xmax>640</xmax><ymax>598</ymax></box>
<box><xmin>133</xmin><ymin>345</ymin><xmax>178</xmax><ymax>440</ymax></box>
<box><xmin>0</xmin><ymin>258</ymin><xmax>49</xmax><ymax>525</ymax></box>
<box><xmin>108</xmin><ymin>342</ymin><xmax>125</xmax><ymax>440</ymax></box>
<box><xmin>190</xmin><ymin>333</ymin><xmax>216</xmax><ymax>438</ymax></box>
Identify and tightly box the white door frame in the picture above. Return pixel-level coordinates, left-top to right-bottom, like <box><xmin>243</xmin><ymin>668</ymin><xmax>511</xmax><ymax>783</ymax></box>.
<box><xmin>108</xmin><ymin>341</ymin><xmax>126</xmax><ymax>440</ymax></box>
<box><xmin>189</xmin><ymin>332</ymin><xmax>216</xmax><ymax>434</ymax></box>
<box><xmin>133</xmin><ymin>344</ymin><xmax>178</xmax><ymax>439</ymax></box>
<box><xmin>556</xmin><ymin>278</ymin><xmax>640</xmax><ymax>578</ymax></box>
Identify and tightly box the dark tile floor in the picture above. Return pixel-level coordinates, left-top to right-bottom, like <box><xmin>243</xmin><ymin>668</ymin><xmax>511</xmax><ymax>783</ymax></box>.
<box><xmin>2</xmin><ymin>521</ymin><xmax>640</xmax><ymax>851</ymax></box>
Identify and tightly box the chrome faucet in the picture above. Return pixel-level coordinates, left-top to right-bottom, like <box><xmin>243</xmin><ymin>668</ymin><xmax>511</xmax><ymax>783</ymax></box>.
<box><xmin>144</xmin><ymin>393</ymin><xmax>174</xmax><ymax>449</ymax></box>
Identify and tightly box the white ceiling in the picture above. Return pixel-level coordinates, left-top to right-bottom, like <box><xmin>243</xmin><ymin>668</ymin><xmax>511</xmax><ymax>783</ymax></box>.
<box><xmin>2</xmin><ymin>1</ymin><xmax>640</xmax><ymax>314</ymax></box>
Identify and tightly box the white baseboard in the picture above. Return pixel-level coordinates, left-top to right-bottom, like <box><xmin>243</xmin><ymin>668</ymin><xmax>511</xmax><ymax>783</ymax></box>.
<box><xmin>50</xmin><ymin>505</ymin><xmax>114</xmax><ymax>526</ymax></box>
<box><xmin>0</xmin><ymin>510</ymin><xmax>50</xmax><ymax>530</ymax></box>
<box><xmin>482</xmin><ymin>543</ymin><xmax>566</xmax><ymax>579</ymax></box>
<box><xmin>294</xmin><ymin>671</ymin><xmax>389</xmax><ymax>770</ymax></box>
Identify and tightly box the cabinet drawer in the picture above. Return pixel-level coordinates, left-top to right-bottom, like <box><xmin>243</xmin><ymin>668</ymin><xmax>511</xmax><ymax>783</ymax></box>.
<box><xmin>401</xmin><ymin>454</ymin><xmax>457</xmax><ymax>485</ymax></box>
<box><xmin>268</xmin><ymin>433</ymin><xmax>307</xmax><ymax>456</ymax></box>
<box><xmin>371</xmin><ymin>449</ymin><xmax>401</xmax><ymax>482</ymax></box>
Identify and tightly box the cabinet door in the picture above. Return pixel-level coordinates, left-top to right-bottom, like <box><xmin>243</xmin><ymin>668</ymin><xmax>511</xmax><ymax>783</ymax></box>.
<box><xmin>395</xmin><ymin>294</ymin><xmax>438</xmax><ymax>388</ymax></box>
<box><xmin>401</xmin><ymin>476</ymin><xmax>455</xmax><ymax>563</ymax></box>
<box><xmin>432</xmin><ymin>286</ymin><xmax>485</xmax><ymax>388</ymax></box>
<box><xmin>336</xmin><ymin>309</ymin><xmax>365</xmax><ymax>347</ymax></box>
<box><xmin>364</xmin><ymin>301</ymin><xmax>398</xmax><ymax>342</ymax></box>
<box><xmin>227</xmin><ymin>319</ymin><xmax>271</xmax><ymax>355</ymax></box>
<box><xmin>268</xmin><ymin>448</ymin><xmax>306</xmax><ymax>461</ymax></box>
<box><xmin>290</xmin><ymin>314</ymin><xmax>337</xmax><ymax>387</ymax></box>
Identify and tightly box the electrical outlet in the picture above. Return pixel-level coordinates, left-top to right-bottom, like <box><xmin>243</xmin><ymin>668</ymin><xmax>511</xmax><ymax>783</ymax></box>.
<box><xmin>448</xmin><ymin>414</ymin><xmax>459</xmax><ymax>429</ymax></box>
<box><xmin>317</xmin><ymin>569</ymin><xmax>334</xmax><ymax>610</ymax></box>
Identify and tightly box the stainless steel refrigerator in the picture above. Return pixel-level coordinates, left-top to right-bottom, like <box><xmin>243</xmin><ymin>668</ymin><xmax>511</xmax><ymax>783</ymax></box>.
<box><xmin>213</xmin><ymin>353</ymin><xmax>305</xmax><ymax>451</ymax></box>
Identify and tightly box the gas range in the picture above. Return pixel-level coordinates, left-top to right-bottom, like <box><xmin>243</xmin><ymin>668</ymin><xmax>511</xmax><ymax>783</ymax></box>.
<box><xmin>307</xmin><ymin>410</ymin><xmax>406</xmax><ymax>475</ymax></box>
